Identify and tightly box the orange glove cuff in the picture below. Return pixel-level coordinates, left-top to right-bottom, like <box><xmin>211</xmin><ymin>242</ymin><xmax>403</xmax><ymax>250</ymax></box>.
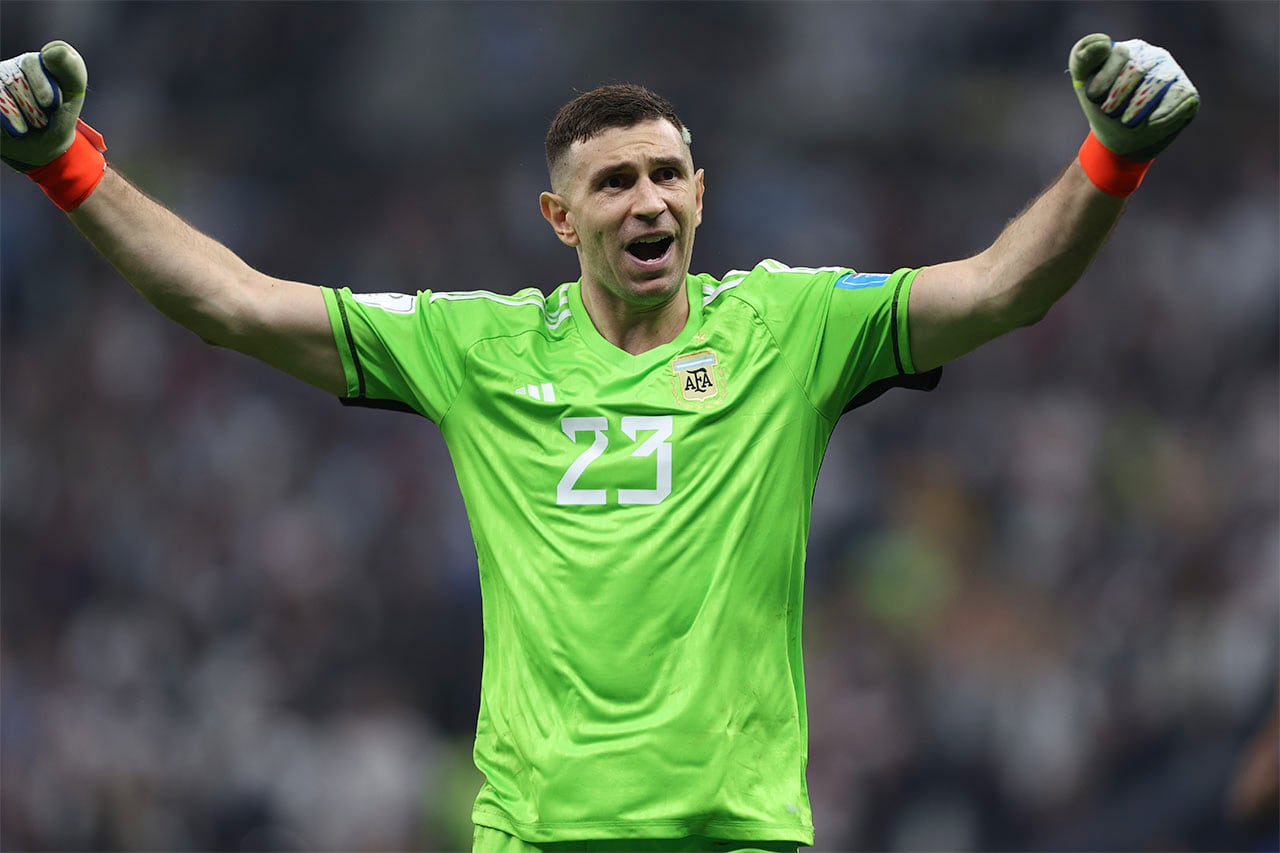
<box><xmin>26</xmin><ymin>118</ymin><xmax>108</xmax><ymax>212</ymax></box>
<box><xmin>1078</xmin><ymin>131</ymin><xmax>1152</xmax><ymax>198</ymax></box>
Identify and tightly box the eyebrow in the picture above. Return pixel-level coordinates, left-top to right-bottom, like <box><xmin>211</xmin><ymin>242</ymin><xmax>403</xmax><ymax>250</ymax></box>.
<box><xmin>587</xmin><ymin>156</ymin><xmax>687</xmax><ymax>187</ymax></box>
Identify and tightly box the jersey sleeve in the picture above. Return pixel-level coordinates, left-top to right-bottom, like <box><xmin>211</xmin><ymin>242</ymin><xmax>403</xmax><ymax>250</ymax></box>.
<box><xmin>739</xmin><ymin>261</ymin><xmax>941</xmax><ymax>421</ymax></box>
<box><xmin>321</xmin><ymin>287</ymin><xmax>467</xmax><ymax>421</ymax></box>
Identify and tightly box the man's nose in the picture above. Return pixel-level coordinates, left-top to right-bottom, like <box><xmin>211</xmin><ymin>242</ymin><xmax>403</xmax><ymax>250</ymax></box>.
<box><xmin>631</xmin><ymin>178</ymin><xmax>665</xmax><ymax>219</ymax></box>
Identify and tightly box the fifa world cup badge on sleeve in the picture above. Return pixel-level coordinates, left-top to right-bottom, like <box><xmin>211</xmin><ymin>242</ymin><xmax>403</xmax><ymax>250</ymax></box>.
<box><xmin>672</xmin><ymin>350</ymin><xmax>723</xmax><ymax>404</ymax></box>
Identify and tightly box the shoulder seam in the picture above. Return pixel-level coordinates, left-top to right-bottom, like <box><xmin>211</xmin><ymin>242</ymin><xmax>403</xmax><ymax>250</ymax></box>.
<box><xmin>432</xmin><ymin>287</ymin><xmax>571</xmax><ymax>426</ymax></box>
<box><xmin>441</xmin><ymin>326</ymin><xmax>562</xmax><ymax>426</ymax></box>
<box><xmin>722</xmin><ymin>288</ymin><xmax>835</xmax><ymax>428</ymax></box>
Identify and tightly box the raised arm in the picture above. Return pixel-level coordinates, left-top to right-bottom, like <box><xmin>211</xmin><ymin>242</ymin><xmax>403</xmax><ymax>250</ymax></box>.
<box><xmin>907</xmin><ymin>34</ymin><xmax>1200</xmax><ymax>373</ymax></box>
<box><xmin>1</xmin><ymin>41</ymin><xmax>344</xmax><ymax>396</ymax></box>
<box><xmin>68</xmin><ymin>168</ymin><xmax>345</xmax><ymax>394</ymax></box>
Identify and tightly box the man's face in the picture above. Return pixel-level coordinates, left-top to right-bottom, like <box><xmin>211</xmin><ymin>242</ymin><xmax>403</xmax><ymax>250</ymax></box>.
<box><xmin>541</xmin><ymin>119</ymin><xmax>705</xmax><ymax>310</ymax></box>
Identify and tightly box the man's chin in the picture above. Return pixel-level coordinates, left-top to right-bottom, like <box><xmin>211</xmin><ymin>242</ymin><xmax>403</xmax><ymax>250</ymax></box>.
<box><xmin>623</xmin><ymin>272</ymin><xmax>685</xmax><ymax>306</ymax></box>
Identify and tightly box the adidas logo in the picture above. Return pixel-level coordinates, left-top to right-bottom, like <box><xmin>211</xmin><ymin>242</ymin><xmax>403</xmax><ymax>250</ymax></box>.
<box><xmin>514</xmin><ymin>383</ymin><xmax>556</xmax><ymax>402</ymax></box>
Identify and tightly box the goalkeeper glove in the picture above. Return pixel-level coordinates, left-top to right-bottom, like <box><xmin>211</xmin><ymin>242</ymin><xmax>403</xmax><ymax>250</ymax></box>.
<box><xmin>1</xmin><ymin>40</ymin><xmax>107</xmax><ymax>211</ymax></box>
<box><xmin>1069</xmin><ymin>33</ymin><xmax>1200</xmax><ymax>197</ymax></box>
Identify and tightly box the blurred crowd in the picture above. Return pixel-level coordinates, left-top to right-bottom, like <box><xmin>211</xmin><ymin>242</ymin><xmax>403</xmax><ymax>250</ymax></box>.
<box><xmin>1</xmin><ymin>2</ymin><xmax>1276</xmax><ymax>851</ymax></box>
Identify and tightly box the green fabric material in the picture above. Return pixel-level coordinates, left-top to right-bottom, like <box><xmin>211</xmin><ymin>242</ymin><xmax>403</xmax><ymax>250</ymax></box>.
<box><xmin>323</xmin><ymin>261</ymin><xmax>929</xmax><ymax>844</ymax></box>
<box><xmin>473</xmin><ymin>824</ymin><xmax>800</xmax><ymax>852</ymax></box>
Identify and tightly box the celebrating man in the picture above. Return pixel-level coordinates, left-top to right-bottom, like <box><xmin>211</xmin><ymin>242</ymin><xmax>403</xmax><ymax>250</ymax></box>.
<box><xmin>1</xmin><ymin>33</ymin><xmax>1197</xmax><ymax>852</ymax></box>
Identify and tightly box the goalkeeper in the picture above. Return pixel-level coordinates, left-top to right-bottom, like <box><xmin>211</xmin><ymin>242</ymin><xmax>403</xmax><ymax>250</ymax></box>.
<box><xmin>1</xmin><ymin>35</ymin><xmax>1198</xmax><ymax>852</ymax></box>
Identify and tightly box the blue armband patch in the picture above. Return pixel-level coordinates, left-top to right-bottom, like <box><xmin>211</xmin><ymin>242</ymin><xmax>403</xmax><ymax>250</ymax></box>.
<box><xmin>834</xmin><ymin>272</ymin><xmax>889</xmax><ymax>290</ymax></box>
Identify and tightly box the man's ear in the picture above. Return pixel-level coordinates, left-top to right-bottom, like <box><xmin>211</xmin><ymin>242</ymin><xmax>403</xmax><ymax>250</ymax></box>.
<box><xmin>694</xmin><ymin>168</ymin><xmax>705</xmax><ymax>227</ymax></box>
<box><xmin>540</xmin><ymin>191</ymin><xmax>579</xmax><ymax>247</ymax></box>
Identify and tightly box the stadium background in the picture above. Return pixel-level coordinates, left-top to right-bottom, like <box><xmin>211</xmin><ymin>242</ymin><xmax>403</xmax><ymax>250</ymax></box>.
<box><xmin>1</xmin><ymin>2</ymin><xmax>1276</xmax><ymax>850</ymax></box>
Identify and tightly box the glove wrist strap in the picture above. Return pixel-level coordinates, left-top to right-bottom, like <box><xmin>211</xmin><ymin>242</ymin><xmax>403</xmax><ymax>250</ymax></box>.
<box><xmin>1078</xmin><ymin>131</ymin><xmax>1152</xmax><ymax>197</ymax></box>
<box><xmin>26</xmin><ymin>118</ymin><xmax>107</xmax><ymax>212</ymax></box>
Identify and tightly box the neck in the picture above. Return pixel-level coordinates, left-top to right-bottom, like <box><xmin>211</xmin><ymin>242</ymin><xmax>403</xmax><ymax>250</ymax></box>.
<box><xmin>580</xmin><ymin>279</ymin><xmax>689</xmax><ymax>355</ymax></box>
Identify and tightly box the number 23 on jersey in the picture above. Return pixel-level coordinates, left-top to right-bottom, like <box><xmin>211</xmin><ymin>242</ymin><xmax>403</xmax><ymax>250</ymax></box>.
<box><xmin>556</xmin><ymin>415</ymin><xmax>673</xmax><ymax>506</ymax></box>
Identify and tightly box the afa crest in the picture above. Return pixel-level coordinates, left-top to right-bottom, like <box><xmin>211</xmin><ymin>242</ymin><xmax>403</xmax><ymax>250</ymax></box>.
<box><xmin>672</xmin><ymin>350</ymin><xmax>723</xmax><ymax>404</ymax></box>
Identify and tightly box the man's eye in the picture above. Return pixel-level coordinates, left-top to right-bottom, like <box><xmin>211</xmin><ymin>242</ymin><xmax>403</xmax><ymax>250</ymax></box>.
<box><xmin>605</xmin><ymin>175</ymin><xmax>626</xmax><ymax>189</ymax></box>
<box><xmin>656</xmin><ymin>168</ymin><xmax>678</xmax><ymax>181</ymax></box>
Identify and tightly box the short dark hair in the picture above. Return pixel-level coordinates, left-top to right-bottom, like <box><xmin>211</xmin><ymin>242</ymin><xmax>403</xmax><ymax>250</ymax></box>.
<box><xmin>545</xmin><ymin>83</ymin><xmax>691</xmax><ymax>183</ymax></box>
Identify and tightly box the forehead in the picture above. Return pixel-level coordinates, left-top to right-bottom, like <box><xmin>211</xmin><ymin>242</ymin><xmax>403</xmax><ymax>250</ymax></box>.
<box><xmin>563</xmin><ymin>119</ymin><xmax>692</xmax><ymax>182</ymax></box>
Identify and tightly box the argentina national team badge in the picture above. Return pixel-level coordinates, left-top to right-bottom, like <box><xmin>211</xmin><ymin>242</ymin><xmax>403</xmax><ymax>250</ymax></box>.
<box><xmin>672</xmin><ymin>350</ymin><xmax>722</xmax><ymax>404</ymax></box>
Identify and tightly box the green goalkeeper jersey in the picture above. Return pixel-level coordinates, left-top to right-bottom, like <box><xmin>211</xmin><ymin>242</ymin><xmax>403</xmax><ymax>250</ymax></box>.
<box><xmin>321</xmin><ymin>260</ymin><xmax>938</xmax><ymax>844</ymax></box>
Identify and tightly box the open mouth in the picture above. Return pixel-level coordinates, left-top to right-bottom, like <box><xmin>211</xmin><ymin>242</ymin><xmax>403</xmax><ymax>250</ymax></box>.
<box><xmin>626</xmin><ymin>235</ymin><xmax>674</xmax><ymax>263</ymax></box>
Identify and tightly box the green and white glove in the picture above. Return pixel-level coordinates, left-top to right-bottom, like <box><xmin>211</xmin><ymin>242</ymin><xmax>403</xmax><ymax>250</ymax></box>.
<box><xmin>1070</xmin><ymin>33</ymin><xmax>1200</xmax><ymax>161</ymax></box>
<box><xmin>1</xmin><ymin>40</ymin><xmax>88</xmax><ymax>168</ymax></box>
<box><xmin>1068</xmin><ymin>34</ymin><xmax>1198</xmax><ymax>197</ymax></box>
<box><xmin>0</xmin><ymin>39</ymin><xmax>107</xmax><ymax>210</ymax></box>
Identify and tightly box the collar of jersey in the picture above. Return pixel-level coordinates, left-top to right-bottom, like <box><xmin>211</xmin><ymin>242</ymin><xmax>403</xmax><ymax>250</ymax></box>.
<box><xmin>568</xmin><ymin>275</ymin><xmax>704</xmax><ymax>368</ymax></box>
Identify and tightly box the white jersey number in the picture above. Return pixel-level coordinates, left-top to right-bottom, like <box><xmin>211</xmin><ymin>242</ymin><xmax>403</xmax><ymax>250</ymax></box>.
<box><xmin>556</xmin><ymin>415</ymin><xmax>673</xmax><ymax>506</ymax></box>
